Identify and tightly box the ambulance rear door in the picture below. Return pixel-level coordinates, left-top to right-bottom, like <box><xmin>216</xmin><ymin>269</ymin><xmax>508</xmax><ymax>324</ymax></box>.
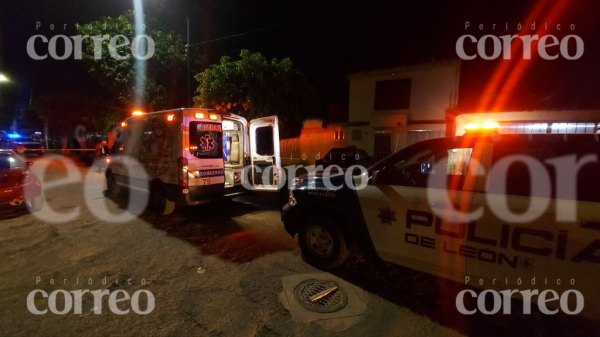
<box><xmin>249</xmin><ymin>116</ymin><xmax>281</xmax><ymax>191</ymax></box>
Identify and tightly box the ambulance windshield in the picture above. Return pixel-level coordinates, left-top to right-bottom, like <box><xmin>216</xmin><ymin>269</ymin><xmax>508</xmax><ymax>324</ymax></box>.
<box><xmin>189</xmin><ymin>121</ymin><xmax>223</xmax><ymax>159</ymax></box>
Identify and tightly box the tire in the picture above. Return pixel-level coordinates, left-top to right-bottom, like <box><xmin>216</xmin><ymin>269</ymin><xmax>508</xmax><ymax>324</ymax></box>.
<box><xmin>26</xmin><ymin>195</ymin><xmax>44</xmax><ymax>212</ymax></box>
<box><xmin>37</xmin><ymin>151</ymin><xmax>44</xmax><ymax>157</ymax></box>
<box><xmin>106</xmin><ymin>172</ymin><xmax>120</xmax><ymax>196</ymax></box>
<box><xmin>150</xmin><ymin>184</ymin><xmax>175</xmax><ymax>215</ymax></box>
<box><xmin>298</xmin><ymin>216</ymin><xmax>350</xmax><ymax>270</ymax></box>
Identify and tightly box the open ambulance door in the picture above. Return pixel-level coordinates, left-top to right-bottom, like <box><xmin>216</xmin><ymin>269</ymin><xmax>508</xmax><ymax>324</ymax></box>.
<box><xmin>249</xmin><ymin>116</ymin><xmax>281</xmax><ymax>191</ymax></box>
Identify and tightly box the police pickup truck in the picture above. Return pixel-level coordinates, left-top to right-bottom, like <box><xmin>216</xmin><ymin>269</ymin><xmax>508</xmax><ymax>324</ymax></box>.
<box><xmin>282</xmin><ymin>127</ymin><xmax>600</xmax><ymax>318</ymax></box>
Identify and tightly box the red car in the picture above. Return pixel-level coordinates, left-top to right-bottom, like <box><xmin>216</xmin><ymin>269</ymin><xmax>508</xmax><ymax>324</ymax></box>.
<box><xmin>0</xmin><ymin>150</ymin><xmax>43</xmax><ymax>212</ymax></box>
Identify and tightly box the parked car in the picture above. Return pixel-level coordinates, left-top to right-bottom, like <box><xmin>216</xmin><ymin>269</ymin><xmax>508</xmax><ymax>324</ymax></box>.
<box><xmin>10</xmin><ymin>136</ymin><xmax>45</xmax><ymax>156</ymax></box>
<box><xmin>315</xmin><ymin>147</ymin><xmax>374</xmax><ymax>172</ymax></box>
<box><xmin>0</xmin><ymin>131</ymin><xmax>45</xmax><ymax>156</ymax></box>
<box><xmin>0</xmin><ymin>150</ymin><xmax>43</xmax><ymax>212</ymax></box>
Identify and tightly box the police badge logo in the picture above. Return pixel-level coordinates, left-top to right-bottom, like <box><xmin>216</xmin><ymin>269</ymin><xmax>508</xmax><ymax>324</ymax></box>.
<box><xmin>377</xmin><ymin>207</ymin><xmax>397</xmax><ymax>226</ymax></box>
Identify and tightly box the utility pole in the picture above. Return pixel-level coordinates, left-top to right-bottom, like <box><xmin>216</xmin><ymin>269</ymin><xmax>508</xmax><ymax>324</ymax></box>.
<box><xmin>187</xmin><ymin>16</ymin><xmax>191</xmax><ymax>108</ymax></box>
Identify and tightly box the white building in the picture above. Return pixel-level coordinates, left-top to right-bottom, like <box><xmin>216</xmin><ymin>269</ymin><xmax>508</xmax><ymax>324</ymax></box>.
<box><xmin>293</xmin><ymin>58</ymin><xmax>600</xmax><ymax>165</ymax></box>
<box><xmin>346</xmin><ymin>59</ymin><xmax>461</xmax><ymax>160</ymax></box>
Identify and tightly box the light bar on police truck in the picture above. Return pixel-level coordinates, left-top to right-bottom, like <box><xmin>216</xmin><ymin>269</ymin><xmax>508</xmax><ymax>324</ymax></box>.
<box><xmin>464</xmin><ymin>121</ymin><xmax>500</xmax><ymax>134</ymax></box>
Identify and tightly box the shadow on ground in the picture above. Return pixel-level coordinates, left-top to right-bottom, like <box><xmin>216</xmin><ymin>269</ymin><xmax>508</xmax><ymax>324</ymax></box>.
<box><xmin>105</xmin><ymin>186</ymin><xmax>599</xmax><ymax>337</ymax></box>
<box><xmin>0</xmin><ymin>206</ymin><xmax>31</xmax><ymax>221</ymax></box>
<box><xmin>109</xmin><ymin>190</ymin><xmax>296</xmax><ymax>264</ymax></box>
<box><xmin>329</xmin><ymin>255</ymin><xmax>599</xmax><ymax>337</ymax></box>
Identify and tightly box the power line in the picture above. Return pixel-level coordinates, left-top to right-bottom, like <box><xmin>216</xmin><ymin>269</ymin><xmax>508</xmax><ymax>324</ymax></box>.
<box><xmin>187</xmin><ymin>21</ymin><xmax>305</xmax><ymax>48</ymax></box>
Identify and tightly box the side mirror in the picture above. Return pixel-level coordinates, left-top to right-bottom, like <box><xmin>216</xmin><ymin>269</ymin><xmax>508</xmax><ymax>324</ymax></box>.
<box><xmin>370</xmin><ymin>169</ymin><xmax>382</xmax><ymax>185</ymax></box>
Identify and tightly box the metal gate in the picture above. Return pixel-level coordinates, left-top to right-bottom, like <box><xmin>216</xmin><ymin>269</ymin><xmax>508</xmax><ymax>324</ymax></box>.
<box><xmin>373</xmin><ymin>132</ymin><xmax>392</xmax><ymax>162</ymax></box>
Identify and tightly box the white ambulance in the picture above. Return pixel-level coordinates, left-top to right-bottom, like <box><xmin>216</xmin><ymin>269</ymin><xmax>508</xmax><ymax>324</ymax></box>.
<box><xmin>105</xmin><ymin>108</ymin><xmax>281</xmax><ymax>214</ymax></box>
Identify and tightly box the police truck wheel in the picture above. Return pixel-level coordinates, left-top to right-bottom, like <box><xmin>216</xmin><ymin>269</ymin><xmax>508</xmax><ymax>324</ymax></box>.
<box><xmin>106</xmin><ymin>172</ymin><xmax>120</xmax><ymax>196</ymax></box>
<box><xmin>150</xmin><ymin>185</ymin><xmax>175</xmax><ymax>215</ymax></box>
<box><xmin>298</xmin><ymin>216</ymin><xmax>350</xmax><ymax>270</ymax></box>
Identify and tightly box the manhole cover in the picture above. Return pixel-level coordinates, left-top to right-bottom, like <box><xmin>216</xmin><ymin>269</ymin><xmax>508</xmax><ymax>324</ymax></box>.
<box><xmin>294</xmin><ymin>279</ymin><xmax>348</xmax><ymax>313</ymax></box>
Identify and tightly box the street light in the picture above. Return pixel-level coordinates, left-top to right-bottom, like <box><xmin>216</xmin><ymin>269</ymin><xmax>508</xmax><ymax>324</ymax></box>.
<box><xmin>0</xmin><ymin>74</ymin><xmax>9</xmax><ymax>82</ymax></box>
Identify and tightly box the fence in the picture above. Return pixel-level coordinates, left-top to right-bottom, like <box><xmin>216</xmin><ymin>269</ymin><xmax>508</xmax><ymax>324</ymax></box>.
<box><xmin>280</xmin><ymin>137</ymin><xmax>303</xmax><ymax>165</ymax></box>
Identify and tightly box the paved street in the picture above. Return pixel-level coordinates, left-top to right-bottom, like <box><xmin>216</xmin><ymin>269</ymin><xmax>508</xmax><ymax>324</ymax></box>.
<box><xmin>0</xmin><ymin>156</ymin><xmax>561</xmax><ymax>337</ymax></box>
<box><xmin>3</xmin><ymin>0</ymin><xmax>600</xmax><ymax>335</ymax></box>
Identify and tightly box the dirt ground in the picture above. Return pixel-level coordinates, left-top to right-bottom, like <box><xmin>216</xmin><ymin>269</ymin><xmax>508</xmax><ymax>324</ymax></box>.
<box><xmin>0</xmin><ymin>156</ymin><xmax>592</xmax><ymax>337</ymax></box>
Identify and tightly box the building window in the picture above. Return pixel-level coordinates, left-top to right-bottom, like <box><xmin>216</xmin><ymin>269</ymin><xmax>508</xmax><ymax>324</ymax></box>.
<box><xmin>374</xmin><ymin>78</ymin><xmax>412</xmax><ymax>110</ymax></box>
<box><xmin>374</xmin><ymin>132</ymin><xmax>392</xmax><ymax>162</ymax></box>
<box><xmin>407</xmin><ymin>130</ymin><xmax>445</xmax><ymax>146</ymax></box>
<box><xmin>352</xmin><ymin>130</ymin><xmax>362</xmax><ymax>141</ymax></box>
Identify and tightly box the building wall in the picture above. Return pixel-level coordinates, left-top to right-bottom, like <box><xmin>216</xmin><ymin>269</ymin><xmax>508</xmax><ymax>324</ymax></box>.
<box><xmin>291</xmin><ymin>120</ymin><xmax>347</xmax><ymax>165</ymax></box>
<box><xmin>294</xmin><ymin>60</ymin><xmax>461</xmax><ymax>163</ymax></box>
<box><xmin>348</xmin><ymin>60</ymin><xmax>461</xmax><ymax>123</ymax></box>
<box><xmin>346</xmin><ymin>60</ymin><xmax>460</xmax><ymax>157</ymax></box>
<box><xmin>346</xmin><ymin>126</ymin><xmax>374</xmax><ymax>150</ymax></box>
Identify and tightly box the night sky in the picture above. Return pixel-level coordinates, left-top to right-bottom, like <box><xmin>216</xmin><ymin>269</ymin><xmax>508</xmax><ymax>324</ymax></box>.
<box><xmin>1</xmin><ymin>0</ymin><xmax>599</xmax><ymax>125</ymax></box>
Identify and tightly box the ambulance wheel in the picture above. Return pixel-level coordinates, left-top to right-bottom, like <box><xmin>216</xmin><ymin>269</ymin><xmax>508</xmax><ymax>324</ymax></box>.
<box><xmin>106</xmin><ymin>172</ymin><xmax>120</xmax><ymax>196</ymax></box>
<box><xmin>26</xmin><ymin>195</ymin><xmax>44</xmax><ymax>212</ymax></box>
<box><xmin>299</xmin><ymin>216</ymin><xmax>350</xmax><ymax>270</ymax></box>
<box><xmin>150</xmin><ymin>185</ymin><xmax>175</xmax><ymax>215</ymax></box>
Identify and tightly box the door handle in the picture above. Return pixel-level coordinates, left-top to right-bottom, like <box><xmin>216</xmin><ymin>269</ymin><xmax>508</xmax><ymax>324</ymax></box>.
<box><xmin>580</xmin><ymin>221</ymin><xmax>600</xmax><ymax>231</ymax></box>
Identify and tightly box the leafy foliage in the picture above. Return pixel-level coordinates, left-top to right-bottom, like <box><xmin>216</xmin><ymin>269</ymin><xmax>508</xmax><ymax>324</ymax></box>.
<box><xmin>77</xmin><ymin>10</ymin><xmax>186</xmax><ymax>110</ymax></box>
<box><xmin>194</xmin><ymin>50</ymin><xmax>320</xmax><ymax>138</ymax></box>
<box><xmin>36</xmin><ymin>92</ymin><xmax>123</xmax><ymax>135</ymax></box>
